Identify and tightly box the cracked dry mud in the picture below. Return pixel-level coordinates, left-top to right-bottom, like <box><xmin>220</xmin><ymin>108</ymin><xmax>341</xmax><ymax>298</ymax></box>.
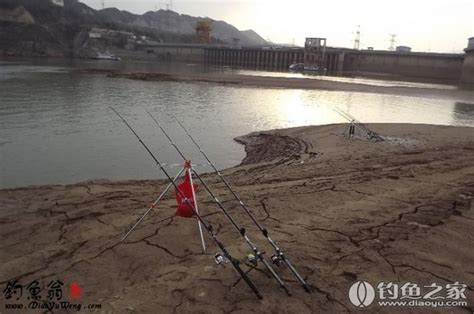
<box><xmin>1</xmin><ymin>123</ymin><xmax>473</xmax><ymax>313</ymax></box>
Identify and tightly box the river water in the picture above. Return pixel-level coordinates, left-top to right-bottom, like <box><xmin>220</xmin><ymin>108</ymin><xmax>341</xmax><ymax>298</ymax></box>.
<box><xmin>1</xmin><ymin>58</ymin><xmax>473</xmax><ymax>188</ymax></box>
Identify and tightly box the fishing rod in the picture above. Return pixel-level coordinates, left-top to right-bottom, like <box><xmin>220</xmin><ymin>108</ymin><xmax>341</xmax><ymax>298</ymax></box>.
<box><xmin>334</xmin><ymin>108</ymin><xmax>365</xmax><ymax>138</ymax></box>
<box><xmin>334</xmin><ymin>107</ymin><xmax>384</xmax><ymax>141</ymax></box>
<box><xmin>110</xmin><ymin>108</ymin><xmax>262</xmax><ymax>300</ymax></box>
<box><xmin>146</xmin><ymin>111</ymin><xmax>294</xmax><ymax>296</ymax></box>
<box><xmin>334</xmin><ymin>107</ymin><xmax>371</xmax><ymax>133</ymax></box>
<box><xmin>171</xmin><ymin>115</ymin><xmax>312</xmax><ymax>293</ymax></box>
<box><xmin>336</xmin><ymin>107</ymin><xmax>384</xmax><ymax>141</ymax></box>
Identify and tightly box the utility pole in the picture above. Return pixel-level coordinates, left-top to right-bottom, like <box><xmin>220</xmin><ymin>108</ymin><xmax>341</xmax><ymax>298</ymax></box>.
<box><xmin>159</xmin><ymin>0</ymin><xmax>173</xmax><ymax>11</ymax></box>
<box><xmin>389</xmin><ymin>34</ymin><xmax>396</xmax><ymax>51</ymax></box>
<box><xmin>353</xmin><ymin>25</ymin><xmax>360</xmax><ymax>50</ymax></box>
<box><xmin>101</xmin><ymin>0</ymin><xmax>105</xmax><ymax>9</ymax></box>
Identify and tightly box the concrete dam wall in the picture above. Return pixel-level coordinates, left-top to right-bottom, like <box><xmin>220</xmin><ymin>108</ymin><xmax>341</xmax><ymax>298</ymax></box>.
<box><xmin>343</xmin><ymin>51</ymin><xmax>464</xmax><ymax>83</ymax></box>
<box><xmin>144</xmin><ymin>41</ymin><xmax>473</xmax><ymax>87</ymax></box>
<box><xmin>460</xmin><ymin>38</ymin><xmax>474</xmax><ymax>89</ymax></box>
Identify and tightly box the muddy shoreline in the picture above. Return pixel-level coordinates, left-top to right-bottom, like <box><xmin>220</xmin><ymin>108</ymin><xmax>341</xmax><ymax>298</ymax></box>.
<box><xmin>1</xmin><ymin>123</ymin><xmax>473</xmax><ymax>312</ymax></box>
<box><xmin>77</xmin><ymin>68</ymin><xmax>474</xmax><ymax>102</ymax></box>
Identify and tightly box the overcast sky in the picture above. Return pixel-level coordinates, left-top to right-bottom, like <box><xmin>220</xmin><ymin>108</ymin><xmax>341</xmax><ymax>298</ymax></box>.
<box><xmin>81</xmin><ymin>0</ymin><xmax>473</xmax><ymax>53</ymax></box>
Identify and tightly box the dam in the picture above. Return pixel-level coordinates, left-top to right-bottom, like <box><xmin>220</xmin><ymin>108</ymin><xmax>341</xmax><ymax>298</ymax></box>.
<box><xmin>144</xmin><ymin>37</ymin><xmax>473</xmax><ymax>87</ymax></box>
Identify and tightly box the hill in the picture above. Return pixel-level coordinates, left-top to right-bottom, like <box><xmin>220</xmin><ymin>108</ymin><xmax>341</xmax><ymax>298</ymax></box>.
<box><xmin>0</xmin><ymin>0</ymin><xmax>267</xmax><ymax>57</ymax></box>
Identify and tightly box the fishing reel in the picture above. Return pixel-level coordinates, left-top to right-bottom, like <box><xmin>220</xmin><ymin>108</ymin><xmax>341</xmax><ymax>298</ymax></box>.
<box><xmin>246</xmin><ymin>253</ymin><xmax>258</xmax><ymax>266</ymax></box>
<box><xmin>271</xmin><ymin>254</ymin><xmax>284</xmax><ymax>266</ymax></box>
<box><xmin>214</xmin><ymin>253</ymin><xmax>229</xmax><ymax>265</ymax></box>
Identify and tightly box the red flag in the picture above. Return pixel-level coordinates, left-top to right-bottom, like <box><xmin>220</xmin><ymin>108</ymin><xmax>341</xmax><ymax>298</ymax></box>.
<box><xmin>175</xmin><ymin>170</ymin><xmax>198</xmax><ymax>218</ymax></box>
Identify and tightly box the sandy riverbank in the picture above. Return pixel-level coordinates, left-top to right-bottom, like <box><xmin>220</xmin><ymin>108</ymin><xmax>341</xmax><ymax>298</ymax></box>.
<box><xmin>1</xmin><ymin>123</ymin><xmax>473</xmax><ymax>312</ymax></box>
<box><xmin>78</xmin><ymin>69</ymin><xmax>474</xmax><ymax>102</ymax></box>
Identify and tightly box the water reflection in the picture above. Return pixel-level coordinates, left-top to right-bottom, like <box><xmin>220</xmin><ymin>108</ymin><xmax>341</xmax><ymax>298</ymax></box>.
<box><xmin>453</xmin><ymin>102</ymin><xmax>474</xmax><ymax>126</ymax></box>
<box><xmin>0</xmin><ymin>60</ymin><xmax>473</xmax><ymax>188</ymax></box>
<box><xmin>232</xmin><ymin>69</ymin><xmax>459</xmax><ymax>90</ymax></box>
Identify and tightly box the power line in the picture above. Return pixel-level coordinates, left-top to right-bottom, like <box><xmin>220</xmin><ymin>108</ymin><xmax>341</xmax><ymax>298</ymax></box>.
<box><xmin>389</xmin><ymin>34</ymin><xmax>397</xmax><ymax>51</ymax></box>
<box><xmin>353</xmin><ymin>25</ymin><xmax>360</xmax><ymax>50</ymax></box>
<box><xmin>157</xmin><ymin>0</ymin><xmax>173</xmax><ymax>11</ymax></box>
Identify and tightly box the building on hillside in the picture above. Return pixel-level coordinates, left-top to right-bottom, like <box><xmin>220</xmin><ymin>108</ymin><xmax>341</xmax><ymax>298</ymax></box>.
<box><xmin>88</xmin><ymin>28</ymin><xmax>135</xmax><ymax>40</ymax></box>
<box><xmin>50</xmin><ymin>0</ymin><xmax>64</xmax><ymax>7</ymax></box>
<box><xmin>89</xmin><ymin>29</ymin><xmax>102</xmax><ymax>39</ymax></box>
<box><xmin>87</xmin><ymin>28</ymin><xmax>137</xmax><ymax>50</ymax></box>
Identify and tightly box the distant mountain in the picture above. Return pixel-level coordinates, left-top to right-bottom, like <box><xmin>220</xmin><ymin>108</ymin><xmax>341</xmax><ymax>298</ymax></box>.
<box><xmin>240</xmin><ymin>30</ymin><xmax>268</xmax><ymax>46</ymax></box>
<box><xmin>0</xmin><ymin>0</ymin><xmax>267</xmax><ymax>57</ymax></box>
<box><xmin>96</xmin><ymin>8</ymin><xmax>267</xmax><ymax>46</ymax></box>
